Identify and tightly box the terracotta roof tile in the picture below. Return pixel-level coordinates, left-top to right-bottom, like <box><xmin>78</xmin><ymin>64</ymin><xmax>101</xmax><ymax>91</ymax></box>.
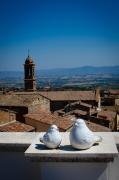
<box><xmin>109</xmin><ymin>89</ymin><xmax>119</xmax><ymax>95</ymax></box>
<box><xmin>39</xmin><ymin>91</ymin><xmax>95</xmax><ymax>101</ymax></box>
<box><xmin>85</xmin><ymin>121</ymin><xmax>111</xmax><ymax>132</ymax></box>
<box><xmin>54</xmin><ymin>116</ymin><xmax>73</xmax><ymax>130</ymax></box>
<box><xmin>0</xmin><ymin>121</ymin><xmax>35</xmax><ymax>132</ymax></box>
<box><xmin>98</xmin><ymin>110</ymin><xmax>116</xmax><ymax>121</ymax></box>
<box><xmin>24</xmin><ymin>111</ymin><xmax>73</xmax><ymax>131</ymax></box>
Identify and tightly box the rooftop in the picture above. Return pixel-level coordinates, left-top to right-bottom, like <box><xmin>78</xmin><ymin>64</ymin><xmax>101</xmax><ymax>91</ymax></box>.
<box><xmin>85</xmin><ymin>121</ymin><xmax>111</xmax><ymax>132</ymax></box>
<box><xmin>24</xmin><ymin>111</ymin><xmax>73</xmax><ymax>131</ymax></box>
<box><xmin>25</xmin><ymin>55</ymin><xmax>34</xmax><ymax>64</ymax></box>
<box><xmin>0</xmin><ymin>121</ymin><xmax>35</xmax><ymax>132</ymax></box>
<box><xmin>109</xmin><ymin>89</ymin><xmax>119</xmax><ymax>95</ymax></box>
<box><xmin>98</xmin><ymin>110</ymin><xmax>116</xmax><ymax>121</ymax></box>
<box><xmin>39</xmin><ymin>91</ymin><xmax>95</xmax><ymax>101</ymax></box>
<box><xmin>0</xmin><ymin>93</ymin><xmax>45</xmax><ymax>107</ymax></box>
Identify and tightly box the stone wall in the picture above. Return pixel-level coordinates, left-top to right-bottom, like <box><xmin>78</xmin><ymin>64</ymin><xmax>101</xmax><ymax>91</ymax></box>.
<box><xmin>0</xmin><ymin>110</ymin><xmax>16</xmax><ymax>125</ymax></box>
<box><xmin>50</xmin><ymin>101</ymin><xmax>68</xmax><ymax>112</ymax></box>
<box><xmin>115</xmin><ymin>99</ymin><xmax>119</xmax><ymax>106</ymax></box>
<box><xmin>117</xmin><ymin>114</ymin><xmax>119</xmax><ymax>131</ymax></box>
<box><xmin>28</xmin><ymin>95</ymin><xmax>50</xmax><ymax>113</ymax></box>
<box><xmin>50</xmin><ymin>100</ymin><xmax>95</xmax><ymax>112</ymax></box>
<box><xmin>0</xmin><ymin>106</ymin><xmax>28</xmax><ymax>123</ymax></box>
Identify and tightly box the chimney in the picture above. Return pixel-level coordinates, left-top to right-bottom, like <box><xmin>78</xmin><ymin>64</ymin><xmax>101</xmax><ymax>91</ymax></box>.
<box><xmin>95</xmin><ymin>87</ymin><xmax>101</xmax><ymax>111</ymax></box>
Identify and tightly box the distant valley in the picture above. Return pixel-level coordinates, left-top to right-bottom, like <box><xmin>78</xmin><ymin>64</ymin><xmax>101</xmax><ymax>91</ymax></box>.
<box><xmin>0</xmin><ymin>66</ymin><xmax>119</xmax><ymax>90</ymax></box>
<box><xmin>0</xmin><ymin>66</ymin><xmax>119</xmax><ymax>78</ymax></box>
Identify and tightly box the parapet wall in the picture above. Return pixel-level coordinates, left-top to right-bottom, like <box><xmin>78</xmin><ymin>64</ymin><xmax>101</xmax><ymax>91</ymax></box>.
<box><xmin>0</xmin><ymin>132</ymin><xmax>118</xmax><ymax>180</ymax></box>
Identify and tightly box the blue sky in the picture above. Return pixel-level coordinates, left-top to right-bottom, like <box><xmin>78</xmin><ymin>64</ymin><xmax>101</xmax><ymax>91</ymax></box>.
<box><xmin>0</xmin><ymin>0</ymin><xmax>119</xmax><ymax>71</ymax></box>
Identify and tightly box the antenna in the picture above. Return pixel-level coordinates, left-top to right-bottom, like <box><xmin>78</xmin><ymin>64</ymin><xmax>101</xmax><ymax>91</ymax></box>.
<box><xmin>28</xmin><ymin>49</ymin><xmax>30</xmax><ymax>57</ymax></box>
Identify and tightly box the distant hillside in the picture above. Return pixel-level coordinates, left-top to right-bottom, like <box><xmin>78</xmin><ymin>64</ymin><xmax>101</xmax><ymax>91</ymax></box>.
<box><xmin>0</xmin><ymin>66</ymin><xmax>119</xmax><ymax>78</ymax></box>
<box><xmin>0</xmin><ymin>71</ymin><xmax>23</xmax><ymax>79</ymax></box>
<box><xmin>38</xmin><ymin>66</ymin><xmax>119</xmax><ymax>77</ymax></box>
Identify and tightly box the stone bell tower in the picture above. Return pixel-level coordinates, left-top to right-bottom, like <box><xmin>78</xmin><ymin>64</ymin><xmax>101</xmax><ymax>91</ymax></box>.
<box><xmin>24</xmin><ymin>53</ymin><xmax>36</xmax><ymax>91</ymax></box>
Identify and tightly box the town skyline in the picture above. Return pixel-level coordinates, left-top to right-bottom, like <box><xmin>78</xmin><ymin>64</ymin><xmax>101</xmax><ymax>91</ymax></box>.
<box><xmin>0</xmin><ymin>0</ymin><xmax>119</xmax><ymax>71</ymax></box>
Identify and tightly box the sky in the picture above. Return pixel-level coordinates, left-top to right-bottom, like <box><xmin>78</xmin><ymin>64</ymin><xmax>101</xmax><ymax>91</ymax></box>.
<box><xmin>0</xmin><ymin>0</ymin><xmax>119</xmax><ymax>71</ymax></box>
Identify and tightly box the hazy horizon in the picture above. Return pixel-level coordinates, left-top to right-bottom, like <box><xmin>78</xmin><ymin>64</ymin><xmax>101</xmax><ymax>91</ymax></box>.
<box><xmin>0</xmin><ymin>65</ymin><xmax>119</xmax><ymax>72</ymax></box>
<box><xmin>0</xmin><ymin>0</ymin><xmax>119</xmax><ymax>71</ymax></box>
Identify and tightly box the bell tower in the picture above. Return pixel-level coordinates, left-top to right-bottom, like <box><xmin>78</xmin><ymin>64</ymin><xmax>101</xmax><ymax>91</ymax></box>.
<box><xmin>24</xmin><ymin>52</ymin><xmax>36</xmax><ymax>91</ymax></box>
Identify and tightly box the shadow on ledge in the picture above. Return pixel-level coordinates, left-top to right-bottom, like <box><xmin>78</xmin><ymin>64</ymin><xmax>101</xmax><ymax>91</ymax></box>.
<box><xmin>35</xmin><ymin>143</ymin><xmax>99</xmax><ymax>151</ymax></box>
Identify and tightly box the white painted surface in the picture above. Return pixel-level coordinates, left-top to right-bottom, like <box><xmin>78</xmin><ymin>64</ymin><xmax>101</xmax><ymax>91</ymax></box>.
<box><xmin>0</xmin><ymin>132</ymin><xmax>118</xmax><ymax>180</ymax></box>
<box><xmin>39</xmin><ymin>162</ymin><xmax>108</xmax><ymax>180</ymax></box>
<box><xmin>25</xmin><ymin>132</ymin><xmax>118</xmax><ymax>160</ymax></box>
<box><xmin>70</xmin><ymin>119</ymin><xmax>102</xmax><ymax>150</ymax></box>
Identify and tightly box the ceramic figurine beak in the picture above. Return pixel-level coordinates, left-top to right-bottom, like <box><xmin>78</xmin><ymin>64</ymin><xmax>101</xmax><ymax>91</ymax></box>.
<box><xmin>74</xmin><ymin>122</ymin><xmax>79</xmax><ymax>126</ymax></box>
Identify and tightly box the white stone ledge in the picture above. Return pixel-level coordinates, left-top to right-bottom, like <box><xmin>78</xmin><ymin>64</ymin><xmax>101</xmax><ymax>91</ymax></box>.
<box><xmin>0</xmin><ymin>132</ymin><xmax>37</xmax><ymax>151</ymax></box>
<box><xmin>0</xmin><ymin>132</ymin><xmax>118</xmax><ymax>153</ymax></box>
<box><xmin>113</xmin><ymin>132</ymin><xmax>119</xmax><ymax>148</ymax></box>
<box><xmin>25</xmin><ymin>132</ymin><xmax>118</xmax><ymax>162</ymax></box>
<box><xmin>0</xmin><ymin>132</ymin><xmax>118</xmax><ymax>180</ymax></box>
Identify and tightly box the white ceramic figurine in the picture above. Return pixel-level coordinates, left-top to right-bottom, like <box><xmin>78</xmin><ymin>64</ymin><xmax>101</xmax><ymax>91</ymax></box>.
<box><xmin>70</xmin><ymin>119</ymin><xmax>102</xmax><ymax>150</ymax></box>
<box><xmin>40</xmin><ymin>124</ymin><xmax>62</xmax><ymax>149</ymax></box>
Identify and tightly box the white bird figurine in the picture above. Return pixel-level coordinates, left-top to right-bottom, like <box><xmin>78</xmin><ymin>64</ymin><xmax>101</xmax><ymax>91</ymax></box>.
<box><xmin>70</xmin><ymin>119</ymin><xmax>102</xmax><ymax>150</ymax></box>
<box><xmin>40</xmin><ymin>124</ymin><xmax>62</xmax><ymax>149</ymax></box>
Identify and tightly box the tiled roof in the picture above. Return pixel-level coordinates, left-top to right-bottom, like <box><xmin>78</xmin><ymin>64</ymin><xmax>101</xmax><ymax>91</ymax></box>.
<box><xmin>54</xmin><ymin>117</ymin><xmax>73</xmax><ymax>130</ymax></box>
<box><xmin>109</xmin><ymin>89</ymin><xmax>119</xmax><ymax>95</ymax></box>
<box><xmin>0</xmin><ymin>121</ymin><xmax>35</xmax><ymax>132</ymax></box>
<box><xmin>85</xmin><ymin>121</ymin><xmax>111</xmax><ymax>132</ymax></box>
<box><xmin>73</xmin><ymin>109</ymin><xmax>87</xmax><ymax>115</ymax></box>
<box><xmin>102</xmin><ymin>106</ymin><xmax>116</xmax><ymax>112</ymax></box>
<box><xmin>24</xmin><ymin>111</ymin><xmax>73</xmax><ymax>131</ymax></box>
<box><xmin>0</xmin><ymin>93</ymin><xmax>45</xmax><ymax>106</ymax></box>
<box><xmin>39</xmin><ymin>91</ymin><xmax>95</xmax><ymax>101</ymax></box>
<box><xmin>98</xmin><ymin>110</ymin><xmax>116</xmax><ymax>121</ymax></box>
<box><xmin>0</xmin><ymin>91</ymin><xmax>95</xmax><ymax>107</ymax></box>
<box><xmin>24</xmin><ymin>112</ymin><xmax>54</xmax><ymax>125</ymax></box>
